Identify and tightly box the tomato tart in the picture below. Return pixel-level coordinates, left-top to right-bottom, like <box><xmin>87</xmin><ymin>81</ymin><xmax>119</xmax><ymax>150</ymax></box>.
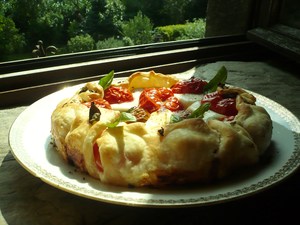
<box><xmin>51</xmin><ymin>67</ymin><xmax>272</xmax><ymax>187</ymax></box>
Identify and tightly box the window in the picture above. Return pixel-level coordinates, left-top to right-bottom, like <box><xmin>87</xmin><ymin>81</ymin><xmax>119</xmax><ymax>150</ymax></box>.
<box><xmin>247</xmin><ymin>0</ymin><xmax>300</xmax><ymax>63</ymax></box>
<box><xmin>0</xmin><ymin>0</ymin><xmax>207</xmax><ymax>63</ymax></box>
<box><xmin>1</xmin><ymin>0</ymin><xmax>294</xmax><ymax>106</ymax></box>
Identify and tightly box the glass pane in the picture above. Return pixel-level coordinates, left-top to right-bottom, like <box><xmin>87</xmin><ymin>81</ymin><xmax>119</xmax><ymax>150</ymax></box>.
<box><xmin>0</xmin><ymin>0</ymin><xmax>208</xmax><ymax>63</ymax></box>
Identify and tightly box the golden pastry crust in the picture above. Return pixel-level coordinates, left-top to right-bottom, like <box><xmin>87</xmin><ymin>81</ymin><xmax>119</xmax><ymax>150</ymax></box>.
<box><xmin>96</xmin><ymin>122</ymin><xmax>161</xmax><ymax>186</ymax></box>
<box><xmin>235</xmin><ymin>96</ymin><xmax>272</xmax><ymax>154</ymax></box>
<box><xmin>51</xmin><ymin>71</ymin><xmax>273</xmax><ymax>187</ymax></box>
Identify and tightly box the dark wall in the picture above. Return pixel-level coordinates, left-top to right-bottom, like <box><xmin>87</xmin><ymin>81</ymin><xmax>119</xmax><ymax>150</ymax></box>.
<box><xmin>205</xmin><ymin>0</ymin><xmax>254</xmax><ymax>37</ymax></box>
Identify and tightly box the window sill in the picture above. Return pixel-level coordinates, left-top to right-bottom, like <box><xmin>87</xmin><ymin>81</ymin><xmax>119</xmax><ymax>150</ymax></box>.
<box><xmin>0</xmin><ymin>35</ymin><xmax>269</xmax><ymax>107</ymax></box>
<box><xmin>247</xmin><ymin>24</ymin><xmax>300</xmax><ymax>64</ymax></box>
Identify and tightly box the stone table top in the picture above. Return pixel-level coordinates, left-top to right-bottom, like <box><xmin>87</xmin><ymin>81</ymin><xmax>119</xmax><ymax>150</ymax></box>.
<box><xmin>0</xmin><ymin>61</ymin><xmax>299</xmax><ymax>225</ymax></box>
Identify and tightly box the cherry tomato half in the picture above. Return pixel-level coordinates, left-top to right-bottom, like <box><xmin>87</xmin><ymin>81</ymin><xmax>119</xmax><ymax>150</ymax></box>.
<box><xmin>201</xmin><ymin>91</ymin><xmax>238</xmax><ymax>116</ymax></box>
<box><xmin>171</xmin><ymin>77</ymin><xmax>208</xmax><ymax>94</ymax></box>
<box><xmin>164</xmin><ymin>96</ymin><xmax>183</xmax><ymax>111</ymax></box>
<box><xmin>139</xmin><ymin>88</ymin><xmax>162</xmax><ymax>113</ymax></box>
<box><xmin>104</xmin><ymin>86</ymin><xmax>133</xmax><ymax>104</ymax></box>
<box><xmin>213</xmin><ymin>98</ymin><xmax>237</xmax><ymax>116</ymax></box>
<box><xmin>83</xmin><ymin>99</ymin><xmax>111</xmax><ymax>109</ymax></box>
<box><xmin>139</xmin><ymin>87</ymin><xmax>182</xmax><ymax>113</ymax></box>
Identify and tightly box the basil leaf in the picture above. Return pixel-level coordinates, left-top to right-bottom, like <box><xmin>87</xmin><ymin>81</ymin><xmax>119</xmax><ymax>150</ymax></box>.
<box><xmin>188</xmin><ymin>102</ymin><xmax>211</xmax><ymax>119</ymax></box>
<box><xmin>99</xmin><ymin>70</ymin><xmax>114</xmax><ymax>90</ymax></box>
<box><xmin>119</xmin><ymin>112</ymin><xmax>137</xmax><ymax>123</ymax></box>
<box><xmin>89</xmin><ymin>102</ymin><xmax>101</xmax><ymax>124</ymax></box>
<box><xmin>170</xmin><ymin>114</ymin><xmax>183</xmax><ymax>123</ymax></box>
<box><xmin>203</xmin><ymin>66</ymin><xmax>227</xmax><ymax>93</ymax></box>
<box><xmin>106</xmin><ymin>120</ymin><xmax>119</xmax><ymax>128</ymax></box>
<box><xmin>106</xmin><ymin>112</ymin><xmax>137</xmax><ymax>128</ymax></box>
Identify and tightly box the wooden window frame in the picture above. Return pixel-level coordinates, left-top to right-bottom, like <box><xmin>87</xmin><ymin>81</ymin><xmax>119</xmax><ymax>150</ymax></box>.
<box><xmin>247</xmin><ymin>0</ymin><xmax>300</xmax><ymax>63</ymax></box>
<box><xmin>0</xmin><ymin>35</ymin><xmax>271</xmax><ymax>107</ymax></box>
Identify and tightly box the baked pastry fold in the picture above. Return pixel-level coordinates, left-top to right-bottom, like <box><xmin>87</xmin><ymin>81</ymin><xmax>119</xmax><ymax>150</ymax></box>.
<box><xmin>51</xmin><ymin>75</ymin><xmax>272</xmax><ymax>187</ymax></box>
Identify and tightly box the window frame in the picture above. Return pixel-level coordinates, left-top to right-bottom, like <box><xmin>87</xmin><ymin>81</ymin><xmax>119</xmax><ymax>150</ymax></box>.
<box><xmin>247</xmin><ymin>0</ymin><xmax>300</xmax><ymax>63</ymax></box>
<box><xmin>0</xmin><ymin>35</ymin><xmax>270</xmax><ymax>107</ymax></box>
<box><xmin>1</xmin><ymin>35</ymin><xmax>247</xmax><ymax>75</ymax></box>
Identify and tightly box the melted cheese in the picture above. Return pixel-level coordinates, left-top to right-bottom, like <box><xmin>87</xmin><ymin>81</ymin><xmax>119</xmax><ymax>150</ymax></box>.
<box><xmin>110</xmin><ymin>90</ymin><xmax>224</xmax><ymax>123</ymax></box>
<box><xmin>187</xmin><ymin>101</ymin><xmax>225</xmax><ymax>121</ymax></box>
<box><xmin>111</xmin><ymin>91</ymin><xmax>205</xmax><ymax>112</ymax></box>
<box><xmin>175</xmin><ymin>93</ymin><xmax>204</xmax><ymax>108</ymax></box>
<box><xmin>146</xmin><ymin>110</ymin><xmax>173</xmax><ymax>128</ymax></box>
<box><xmin>110</xmin><ymin>90</ymin><xmax>142</xmax><ymax>111</ymax></box>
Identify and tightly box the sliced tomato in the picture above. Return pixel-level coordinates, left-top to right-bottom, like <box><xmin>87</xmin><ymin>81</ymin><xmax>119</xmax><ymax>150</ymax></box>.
<box><xmin>201</xmin><ymin>91</ymin><xmax>238</xmax><ymax>116</ymax></box>
<box><xmin>104</xmin><ymin>85</ymin><xmax>133</xmax><ymax>104</ymax></box>
<box><xmin>201</xmin><ymin>91</ymin><xmax>222</xmax><ymax>105</ymax></box>
<box><xmin>171</xmin><ymin>77</ymin><xmax>208</xmax><ymax>94</ymax></box>
<box><xmin>83</xmin><ymin>99</ymin><xmax>111</xmax><ymax>109</ymax></box>
<box><xmin>214</xmin><ymin>98</ymin><xmax>237</xmax><ymax>116</ymax></box>
<box><xmin>164</xmin><ymin>96</ymin><xmax>183</xmax><ymax>111</ymax></box>
<box><xmin>157</xmin><ymin>87</ymin><xmax>174</xmax><ymax>101</ymax></box>
<box><xmin>139</xmin><ymin>88</ymin><xmax>181</xmax><ymax>113</ymax></box>
<box><xmin>93</xmin><ymin>99</ymin><xmax>111</xmax><ymax>109</ymax></box>
<box><xmin>139</xmin><ymin>88</ymin><xmax>161</xmax><ymax>113</ymax></box>
<box><xmin>93</xmin><ymin>142</ymin><xmax>103</xmax><ymax>173</ymax></box>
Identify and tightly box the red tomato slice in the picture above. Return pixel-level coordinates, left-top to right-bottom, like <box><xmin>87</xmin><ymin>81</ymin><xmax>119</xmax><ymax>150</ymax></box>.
<box><xmin>201</xmin><ymin>91</ymin><xmax>222</xmax><ymax>105</ymax></box>
<box><xmin>139</xmin><ymin>88</ymin><xmax>181</xmax><ymax>113</ymax></box>
<box><xmin>104</xmin><ymin>86</ymin><xmax>133</xmax><ymax>104</ymax></box>
<box><xmin>93</xmin><ymin>142</ymin><xmax>103</xmax><ymax>173</ymax></box>
<box><xmin>171</xmin><ymin>77</ymin><xmax>208</xmax><ymax>94</ymax></box>
<box><xmin>164</xmin><ymin>96</ymin><xmax>183</xmax><ymax>111</ymax></box>
<box><xmin>157</xmin><ymin>87</ymin><xmax>174</xmax><ymax>101</ymax></box>
<box><xmin>201</xmin><ymin>91</ymin><xmax>238</xmax><ymax>116</ymax></box>
<box><xmin>139</xmin><ymin>88</ymin><xmax>161</xmax><ymax>113</ymax></box>
<box><xmin>214</xmin><ymin>98</ymin><xmax>237</xmax><ymax>116</ymax></box>
<box><xmin>83</xmin><ymin>99</ymin><xmax>111</xmax><ymax>109</ymax></box>
<box><xmin>93</xmin><ymin>99</ymin><xmax>111</xmax><ymax>109</ymax></box>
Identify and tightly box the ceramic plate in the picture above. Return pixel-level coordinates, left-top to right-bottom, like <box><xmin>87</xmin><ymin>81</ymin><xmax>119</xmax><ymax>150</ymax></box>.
<box><xmin>9</xmin><ymin>82</ymin><xmax>300</xmax><ymax>207</ymax></box>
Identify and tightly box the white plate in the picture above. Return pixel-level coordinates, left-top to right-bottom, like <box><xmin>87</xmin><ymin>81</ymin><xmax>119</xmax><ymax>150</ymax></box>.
<box><xmin>9</xmin><ymin>83</ymin><xmax>300</xmax><ymax>207</ymax></box>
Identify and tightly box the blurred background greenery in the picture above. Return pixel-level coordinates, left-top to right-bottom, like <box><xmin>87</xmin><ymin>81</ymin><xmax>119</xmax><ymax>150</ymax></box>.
<box><xmin>0</xmin><ymin>0</ymin><xmax>207</xmax><ymax>62</ymax></box>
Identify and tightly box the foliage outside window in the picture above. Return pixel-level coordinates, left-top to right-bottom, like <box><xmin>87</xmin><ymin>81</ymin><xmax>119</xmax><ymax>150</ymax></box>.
<box><xmin>0</xmin><ymin>0</ymin><xmax>207</xmax><ymax>62</ymax></box>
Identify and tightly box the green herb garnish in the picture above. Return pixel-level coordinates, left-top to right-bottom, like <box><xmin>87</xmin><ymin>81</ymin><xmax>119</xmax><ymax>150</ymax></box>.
<box><xmin>188</xmin><ymin>103</ymin><xmax>211</xmax><ymax>119</ymax></box>
<box><xmin>106</xmin><ymin>112</ymin><xmax>137</xmax><ymax>128</ymax></box>
<box><xmin>170</xmin><ymin>114</ymin><xmax>183</xmax><ymax>123</ymax></box>
<box><xmin>170</xmin><ymin>103</ymin><xmax>211</xmax><ymax>123</ymax></box>
<box><xmin>89</xmin><ymin>102</ymin><xmax>101</xmax><ymax>124</ymax></box>
<box><xmin>203</xmin><ymin>66</ymin><xmax>227</xmax><ymax>93</ymax></box>
<box><xmin>99</xmin><ymin>70</ymin><xmax>114</xmax><ymax>90</ymax></box>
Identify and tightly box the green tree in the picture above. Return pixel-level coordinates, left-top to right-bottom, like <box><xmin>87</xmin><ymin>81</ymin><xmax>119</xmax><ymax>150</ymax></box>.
<box><xmin>96</xmin><ymin>37</ymin><xmax>125</xmax><ymax>49</ymax></box>
<box><xmin>182</xmin><ymin>19</ymin><xmax>206</xmax><ymax>39</ymax></box>
<box><xmin>5</xmin><ymin>0</ymin><xmax>91</xmax><ymax>48</ymax></box>
<box><xmin>85</xmin><ymin>0</ymin><xmax>125</xmax><ymax>40</ymax></box>
<box><xmin>0</xmin><ymin>14</ymin><xmax>25</xmax><ymax>60</ymax></box>
<box><xmin>161</xmin><ymin>0</ymin><xmax>190</xmax><ymax>24</ymax></box>
<box><xmin>1</xmin><ymin>0</ymin><xmax>208</xmax><ymax>61</ymax></box>
<box><xmin>122</xmin><ymin>0</ymin><xmax>207</xmax><ymax>27</ymax></box>
<box><xmin>121</xmin><ymin>11</ymin><xmax>154</xmax><ymax>45</ymax></box>
<box><xmin>5</xmin><ymin>0</ymin><xmax>45</xmax><ymax>48</ymax></box>
<box><xmin>36</xmin><ymin>0</ymin><xmax>91</xmax><ymax>45</ymax></box>
<box><xmin>122</xmin><ymin>0</ymin><xmax>165</xmax><ymax>26</ymax></box>
<box><xmin>67</xmin><ymin>34</ymin><xmax>95</xmax><ymax>52</ymax></box>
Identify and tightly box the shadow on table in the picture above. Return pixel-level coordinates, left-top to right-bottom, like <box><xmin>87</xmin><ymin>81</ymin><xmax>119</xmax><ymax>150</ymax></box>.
<box><xmin>0</xmin><ymin>151</ymin><xmax>299</xmax><ymax>225</ymax></box>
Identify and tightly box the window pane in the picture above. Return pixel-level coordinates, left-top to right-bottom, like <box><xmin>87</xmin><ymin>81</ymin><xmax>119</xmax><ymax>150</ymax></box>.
<box><xmin>0</xmin><ymin>0</ymin><xmax>208</xmax><ymax>63</ymax></box>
